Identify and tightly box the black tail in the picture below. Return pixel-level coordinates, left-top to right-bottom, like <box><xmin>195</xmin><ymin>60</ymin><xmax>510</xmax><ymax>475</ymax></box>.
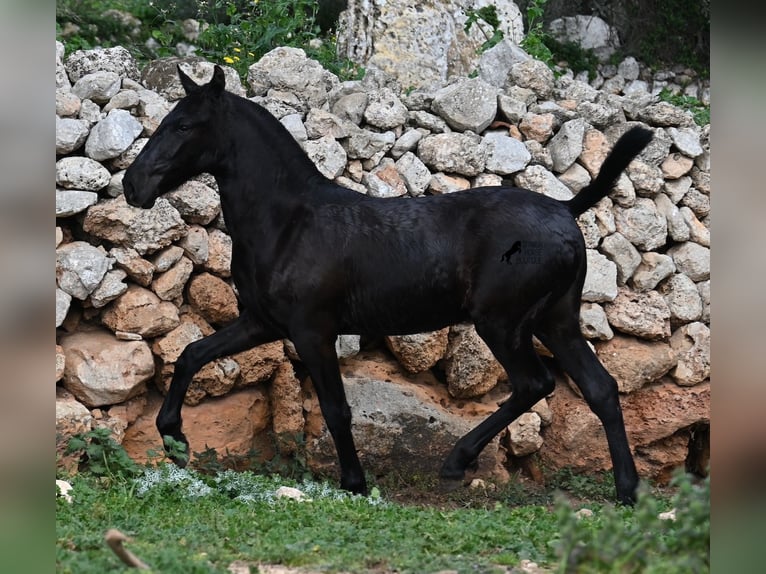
<box><xmin>565</xmin><ymin>126</ymin><xmax>653</xmax><ymax>217</ymax></box>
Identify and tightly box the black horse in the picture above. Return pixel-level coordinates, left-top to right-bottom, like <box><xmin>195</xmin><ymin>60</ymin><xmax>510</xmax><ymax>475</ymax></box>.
<box><xmin>123</xmin><ymin>65</ymin><xmax>652</xmax><ymax>504</ymax></box>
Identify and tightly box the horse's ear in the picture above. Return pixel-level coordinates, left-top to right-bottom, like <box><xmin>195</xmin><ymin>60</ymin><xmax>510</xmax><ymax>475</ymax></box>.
<box><xmin>210</xmin><ymin>65</ymin><xmax>226</xmax><ymax>95</ymax></box>
<box><xmin>177</xmin><ymin>65</ymin><xmax>199</xmax><ymax>95</ymax></box>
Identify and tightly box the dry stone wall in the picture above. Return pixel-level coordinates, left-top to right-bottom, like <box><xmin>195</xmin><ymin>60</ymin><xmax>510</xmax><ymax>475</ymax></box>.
<box><xmin>55</xmin><ymin>40</ymin><xmax>710</xmax><ymax>483</ymax></box>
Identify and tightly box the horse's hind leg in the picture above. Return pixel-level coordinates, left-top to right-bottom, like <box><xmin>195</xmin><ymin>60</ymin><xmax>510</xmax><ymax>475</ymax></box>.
<box><xmin>157</xmin><ymin>311</ymin><xmax>278</xmax><ymax>465</ymax></box>
<box><xmin>440</xmin><ymin>312</ymin><xmax>556</xmax><ymax>483</ymax></box>
<box><xmin>535</xmin><ymin>297</ymin><xmax>639</xmax><ymax>504</ymax></box>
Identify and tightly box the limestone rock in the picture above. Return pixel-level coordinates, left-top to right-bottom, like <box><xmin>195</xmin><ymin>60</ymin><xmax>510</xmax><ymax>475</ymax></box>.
<box><xmin>187</xmin><ymin>272</ymin><xmax>239</xmax><ymax>325</ymax></box>
<box><xmin>60</xmin><ymin>329</ymin><xmax>154</xmax><ymax>407</ymax></box>
<box><xmin>101</xmin><ymin>285</ymin><xmax>180</xmax><ymax>337</ymax></box>
<box><xmin>443</xmin><ymin>325</ymin><xmax>504</xmax><ymax>399</ymax></box>
<box><xmin>669</xmin><ymin>322</ymin><xmax>710</xmax><ymax>386</ymax></box>
<box><xmin>604</xmin><ymin>287</ymin><xmax>671</xmax><ymax>340</ymax></box>
<box><xmin>595</xmin><ymin>334</ymin><xmax>677</xmax><ymax>393</ymax></box>
<box><xmin>385</xmin><ymin>329</ymin><xmax>449</xmax><ymax>374</ymax></box>
<box><xmin>56</xmin><ymin>387</ymin><xmax>93</xmax><ymax>471</ymax></box>
<box><xmin>56</xmin><ymin>241</ymin><xmax>112</xmax><ymax>300</ymax></box>
<box><xmin>122</xmin><ymin>387</ymin><xmax>271</xmax><ymax>464</ymax></box>
<box><xmin>83</xmin><ymin>195</ymin><xmax>187</xmax><ymax>255</ymax></box>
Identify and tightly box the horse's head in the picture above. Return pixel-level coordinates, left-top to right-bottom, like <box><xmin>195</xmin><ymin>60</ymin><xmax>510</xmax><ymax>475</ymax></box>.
<box><xmin>123</xmin><ymin>65</ymin><xmax>227</xmax><ymax>209</ymax></box>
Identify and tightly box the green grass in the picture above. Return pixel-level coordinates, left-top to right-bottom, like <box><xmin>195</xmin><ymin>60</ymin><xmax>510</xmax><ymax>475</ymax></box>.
<box><xmin>57</xmin><ymin>432</ymin><xmax>709</xmax><ymax>573</ymax></box>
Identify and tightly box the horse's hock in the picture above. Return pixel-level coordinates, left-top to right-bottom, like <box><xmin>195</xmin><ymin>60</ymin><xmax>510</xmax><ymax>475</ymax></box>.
<box><xmin>56</xmin><ymin>40</ymin><xmax>710</xmax><ymax>484</ymax></box>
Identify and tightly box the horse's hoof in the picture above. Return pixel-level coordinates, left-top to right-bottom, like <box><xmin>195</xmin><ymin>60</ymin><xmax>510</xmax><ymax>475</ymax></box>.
<box><xmin>438</xmin><ymin>477</ymin><xmax>464</xmax><ymax>494</ymax></box>
<box><xmin>162</xmin><ymin>434</ymin><xmax>190</xmax><ymax>467</ymax></box>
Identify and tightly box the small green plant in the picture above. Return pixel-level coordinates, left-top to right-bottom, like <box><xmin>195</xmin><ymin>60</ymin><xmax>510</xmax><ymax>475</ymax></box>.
<box><xmin>659</xmin><ymin>88</ymin><xmax>710</xmax><ymax>126</ymax></box>
<box><xmin>552</xmin><ymin>471</ymin><xmax>709</xmax><ymax>573</ymax></box>
<box><xmin>66</xmin><ymin>427</ymin><xmax>140</xmax><ymax>480</ymax></box>
<box><xmin>520</xmin><ymin>0</ymin><xmax>554</xmax><ymax>66</ymax></box>
<box><xmin>464</xmin><ymin>5</ymin><xmax>505</xmax><ymax>54</ymax></box>
<box><xmin>546</xmin><ymin>38</ymin><xmax>600</xmax><ymax>81</ymax></box>
<box><xmin>194</xmin><ymin>0</ymin><xmax>361</xmax><ymax>81</ymax></box>
<box><xmin>549</xmin><ymin>467</ymin><xmax>617</xmax><ymax>502</ymax></box>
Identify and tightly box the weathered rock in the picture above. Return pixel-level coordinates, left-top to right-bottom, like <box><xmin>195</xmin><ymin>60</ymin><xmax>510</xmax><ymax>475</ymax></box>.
<box><xmin>101</xmin><ymin>285</ymin><xmax>180</xmax><ymax>337</ymax></box>
<box><xmin>110</xmin><ymin>246</ymin><xmax>155</xmax><ymax>287</ymax></box>
<box><xmin>600</xmin><ymin>232</ymin><xmax>641</xmax><ymax>285</ymax></box>
<box><xmin>364</xmin><ymin>87</ymin><xmax>408</xmax><ymax>129</ymax></box>
<box><xmin>56</xmin><ymin>345</ymin><xmax>66</xmax><ymax>381</ymax></box>
<box><xmin>83</xmin><ymin>195</ymin><xmax>187</xmax><ymax>255</ymax></box>
<box><xmin>56</xmin><ymin>189</ymin><xmax>99</xmax><ymax>217</ymax></box>
<box><xmin>56</xmin><ymin>241</ymin><xmax>112</xmax><ymax>300</ymax></box>
<box><xmin>164</xmin><ymin>180</ymin><xmax>221</xmax><ymax>225</ymax></box>
<box><xmin>305</xmin><ymin>136</ymin><xmax>348</xmax><ymax>179</ymax></box>
<box><xmin>335</xmin><ymin>335</ymin><xmax>361</xmax><ymax>359</ymax></box>
<box><xmin>604</xmin><ymin>287</ymin><xmax>671</xmax><ymax>340</ymax></box>
<box><xmin>233</xmin><ymin>341</ymin><xmax>286</xmax><ymax>387</ymax></box>
<box><xmin>395</xmin><ymin>152</ymin><xmax>432</xmax><ymax>196</ymax></box>
<box><xmin>60</xmin><ymin>329</ymin><xmax>154</xmax><ymax>407</ymax></box>
<box><xmin>541</xmin><ymin>377</ymin><xmax>709</xmax><ymax>481</ymax></box>
<box><xmin>509</xmin><ymin>59</ymin><xmax>555</xmax><ymax>99</ymax></box>
<box><xmin>343</xmin><ymin>124</ymin><xmax>396</xmax><ymax>160</ymax></box>
<box><xmin>506</xmin><ymin>412</ymin><xmax>543</xmax><ymax>456</ymax></box>
<box><xmin>247</xmin><ymin>47</ymin><xmax>338</xmax><ymax>108</ymax></box>
<box><xmin>306</xmin><ymin>353</ymin><xmax>504</xmax><ymax>480</ymax></box>
<box><xmin>431</xmin><ymin>78</ymin><xmax>498</xmax><ymax>133</ymax></box>
<box><xmin>122</xmin><ymin>387</ymin><xmax>271</xmax><ymax>464</ymax></box>
<box><xmin>614</xmin><ymin>197</ymin><xmax>668</xmax><ymax>251</ymax></box>
<box><xmin>56</xmin><ymin>117</ymin><xmax>90</xmax><ymax>154</ymax></box>
<box><xmin>85</xmin><ymin>109</ymin><xmax>144</xmax><ymax>161</ymax></box>
<box><xmin>660</xmin><ymin>273</ymin><xmax>703</xmax><ymax>324</ymax></box>
<box><xmin>56</xmin><ymin>288</ymin><xmax>72</xmax><ymax>328</ymax></box>
<box><xmin>579</xmin><ymin>302</ymin><xmax>614</xmax><ymax>340</ymax></box>
<box><xmin>56</xmin><ymin>387</ymin><xmax>93</xmax><ymax>471</ymax></box>
<box><xmin>631</xmin><ymin>252</ymin><xmax>676</xmax><ymax>292</ymax></box>
<box><xmin>269</xmin><ymin>361</ymin><xmax>305</xmax><ymax>451</ymax></box>
<box><xmin>582</xmin><ymin>249</ymin><xmax>618</xmax><ymax>302</ymax></box>
<box><xmin>177</xmin><ymin>225</ymin><xmax>209</xmax><ymax>266</ymax></box>
<box><xmin>365</xmin><ymin>159</ymin><xmax>408</xmax><ymax>198</ymax></box>
<box><xmin>443</xmin><ymin>325</ymin><xmax>504</xmax><ymax>399</ymax></box>
<box><xmin>187</xmin><ymin>272</ymin><xmax>239</xmax><ymax>325</ymax></box>
<box><xmin>151</xmin><ymin>256</ymin><xmax>193</xmax><ymax>302</ymax></box>
<box><xmin>418</xmin><ymin>132</ymin><xmax>488</xmax><ymax>177</ymax></box>
<box><xmin>385</xmin><ymin>329</ymin><xmax>449</xmax><ymax>374</ymax></box>
<box><xmin>337</xmin><ymin>0</ymin><xmax>523</xmax><ymax>89</ymax></box>
<box><xmin>483</xmin><ymin>131</ymin><xmax>531</xmax><ymax>175</ymax></box>
<box><xmin>205</xmin><ymin>229</ymin><xmax>233</xmax><ymax>277</ymax></box>
<box><xmin>548</xmin><ymin>15</ymin><xmax>620</xmax><ymax>62</ymax></box>
<box><xmin>514</xmin><ymin>164</ymin><xmax>573</xmax><ymax>201</ymax></box>
<box><xmin>595</xmin><ymin>335</ymin><xmax>676</xmax><ymax>393</ymax></box>
<box><xmin>668</xmin><ymin>241</ymin><xmax>710</xmax><ymax>281</ymax></box>
<box><xmin>65</xmin><ymin>46</ymin><xmax>140</xmax><ymax>83</ymax></box>
<box><xmin>71</xmin><ymin>71</ymin><xmax>122</xmax><ymax>104</ymax></box>
<box><xmin>669</xmin><ymin>322</ymin><xmax>710</xmax><ymax>386</ymax></box>
<box><xmin>56</xmin><ymin>156</ymin><xmax>111</xmax><ymax>191</ymax></box>
<box><xmin>90</xmin><ymin>269</ymin><xmax>128</xmax><ymax>308</ymax></box>
<box><xmin>549</xmin><ymin>117</ymin><xmax>587</xmax><ymax>173</ymax></box>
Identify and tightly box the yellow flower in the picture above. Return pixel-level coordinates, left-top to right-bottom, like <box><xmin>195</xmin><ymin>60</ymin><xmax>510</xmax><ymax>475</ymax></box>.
<box><xmin>233</xmin><ymin>47</ymin><xmax>241</xmax><ymax>53</ymax></box>
<box><xmin>223</xmin><ymin>56</ymin><xmax>234</xmax><ymax>64</ymax></box>
<box><xmin>233</xmin><ymin>56</ymin><xmax>240</xmax><ymax>62</ymax></box>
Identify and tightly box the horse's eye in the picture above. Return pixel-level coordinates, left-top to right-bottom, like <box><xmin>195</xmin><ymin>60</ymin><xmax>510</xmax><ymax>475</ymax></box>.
<box><xmin>176</xmin><ymin>124</ymin><xmax>191</xmax><ymax>133</ymax></box>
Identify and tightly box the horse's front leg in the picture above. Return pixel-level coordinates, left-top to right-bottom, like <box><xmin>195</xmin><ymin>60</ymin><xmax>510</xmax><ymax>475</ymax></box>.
<box><xmin>291</xmin><ymin>329</ymin><xmax>367</xmax><ymax>495</ymax></box>
<box><xmin>156</xmin><ymin>311</ymin><xmax>279</xmax><ymax>466</ymax></box>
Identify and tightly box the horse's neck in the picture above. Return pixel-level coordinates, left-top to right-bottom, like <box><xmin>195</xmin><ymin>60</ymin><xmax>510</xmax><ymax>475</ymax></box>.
<box><xmin>215</xmin><ymin>99</ymin><xmax>319</xmax><ymax>200</ymax></box>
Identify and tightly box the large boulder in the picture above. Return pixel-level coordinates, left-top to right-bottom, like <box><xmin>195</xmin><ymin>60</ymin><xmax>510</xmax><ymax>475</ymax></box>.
<box><xmin>336</xmin><ymin>0</ymin><xmax>524</xmax><ymax>89</ymax></box>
